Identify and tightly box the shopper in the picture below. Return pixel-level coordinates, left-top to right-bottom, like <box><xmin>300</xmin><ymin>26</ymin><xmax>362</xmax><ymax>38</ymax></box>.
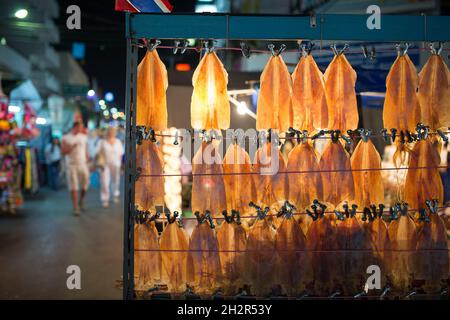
<box><xmin>61</xmin><ymin>121</ymin><xmax>90</xmax><ymax>215</ymax></box>
<box><xmin>44</xmin><ymin>137</ymin><xmax>62</xmax><ymax>190</ymax></box>
<box><xmin>96</xmin><ymin>126</ymin><xmax>124</xmax><ymax>208</ymax></box>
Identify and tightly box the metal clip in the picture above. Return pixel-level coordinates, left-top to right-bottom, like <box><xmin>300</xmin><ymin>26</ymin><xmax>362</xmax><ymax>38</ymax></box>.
<box><xmin>399</xmin><ymin>202</ymin><xmax>409</xmax><ymax>216</ymax></box>
<box><xmin>334</xmin><ymin>210</ymin><xmax>345</xmax><ymax>221</ymax></box>
<box><xmin>370</xmin><ymin>204</ymin><xmax>385</xmax><ymax>219</ymax></box>
<box><xmin>395</xmin><ymin>42</ymin><xmax>410</xmax><ymax>56</ymax></box>
<box><xmin>359</xmin><ymin>128</ymin><xmax>372</xmax><ymax>142</ymax></box>
<box><xmin>425</xmin><ymin>199</ymin><xmax>439</xmax><ymax>215</ymax></box>
<box><xmin>268</xmin><ymin>44</ymin><xmax>286</xmax><ymax>56</ymax></box>
<box><xmin>429</xmin><ymin>42</ymin><xmax>443</xmax><ymax>55</ymax></box>
<box><xmin>240</xmin><ymin>42</ymin><xmax>251</xmax><ymax>58</ymax></box>
<box><xmin>380</xmin><ymin>285</ymin><xmax>391</xmax><ymax>299</ymax></box>
<box><xmin>147</xmin><ymin>39</ymin><xmax>161</xmax><ymax>52</ymax></box>
<box><xmin>329</xmin><ymin>290</ymin><xmax>341</xmax><ymax>298</ymax></box>
<box><xmin>330</xmin><ymin>130</ymin><xmax>340</xmax><ymax>143</ymax></box>
<box><xmin>437</xmin><ymin>129</ymin><xmax>449</xmax><ymax>142</ymax></box>
<box><xmin>205</xmin><ymin>210</ymin><xmax>215</xmax><ymax>229</ymax></box>
<box><xmin>300</xmin><ymin>42</ymin><xmax>315</xmax><ymax>57</ymax></box>
<box><xmin>415</xmin><ymin>123</ymin><xmax>430</xmax><ymax>140</ymax></box>
<box><xmin>249</xmin><ymin>202</ymin><xmax>269</xmax><ymax>220</ymax></box>
<box><xmin>173</xmin><ymin>130</ymin><xmax>179</xmax><ymax>145</ymax></box>
<box><xmin>380</xmin><ymin>128</ymin><xmax>390</xmax><ymax>143</ymax></box>
<box><xmin>361</xmin><ymin>44</ymin><xmax>376</xmax><ymax>60</ymax></box>
<box><xmin>222</xmin><ymin>210</ymin><xmax>233</xmax><ymax>223</ymax></box>
<box><xmin>362</xmin><ymin>207</ymin><xmax>372</xmax><ymax>222</ymax></box>
<box><xmin>418</xmin><ymin>208</ymin><xmax>430</xmax><ymax>223</ymax></box>
<box><xmin>165</xmin><ymin>211</ymin><xmax>179</xmax><ymax>224</ymax></box>
<box><xmin>203</xmin><ymin>40</ymin><xmax>215</xmax><ymax>53</ymax></box>
<box><xmin>331</xmin><ymin>43</ymin><xmax>349</xmax><ymax>56</ymax></box>
<box><xmin>390</xmin><ymin>128</ymin><xmax>397</xmax><ymax>142</ymax></box>
<box><xmin>173</xmin><ymin>39</ymin><xmax>188</xmax><ymax>54</ymax></box>
<box><xmin>310</xmin><ymin>129</ymin><xmax>325</xmax><ymax>140</ymax></box>
<box><xmin>148</xmin><ymin>128</ymin><xmax>157</xmax><ymax>142</ymax></box>
<box><xmin>405</xmin><ymin>287</ymin><xmax>417</xmax><ymax>299</ymax></box>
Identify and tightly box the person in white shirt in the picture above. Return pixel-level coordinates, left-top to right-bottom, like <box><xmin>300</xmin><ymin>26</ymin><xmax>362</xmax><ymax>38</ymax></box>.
<box><xmin>44</xmin><ymin>137</ymin><xmax>62</xmax><ymax>190</ymax></box>
<box><xmin>95</xmin><ymin>126</ymin><xmax>124</xmax><ymax>208</ymax></box>
<box><xmin>61</xmin><ymin>122</ymin><xmax>90</xmax><ymax>215</ymax></box>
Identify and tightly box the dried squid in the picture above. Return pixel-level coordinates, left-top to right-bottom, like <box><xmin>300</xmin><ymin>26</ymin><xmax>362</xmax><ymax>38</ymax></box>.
<box><xmin>135</xmin><ymin>140</ymin><xmax>165</xmax><ymax>212</ymax></box>
<box><xmin>256</xmin><ymin>52</ymin><xmax>293</xmax><ymax>132</ymax></box>
<box><xmin>291</xmin><ymin>52</ymin><xmax>328</xmax><ymax>131</ymax></box>
<box><xmin>253</xmin><ymin>140</ymin><xmax>288</xmax><ymax>227</ymax></box>
<box><xmin>324</xmin><ymin>51</ymin><xmax>358</xmax><ymax>132</ymax></box>
<box><xmin>160</xmin><ymin>213</ymin><xmax>189</xmax><ymax>293</ymax></box>
<box><xmin>191</xmin><ymin>51</ymin><xmax>230</xmax><ymax>130</ymax></box>
<box><xmin>216</xmin><ymin>211</ymin><xmax>247</xmax><ymax>295</ymax></box>
<box><xmin>187</xmin><ymin>213</ymin><xmax>222</xmax><ymax>294</ymax></box>
<box><xmin>383</xmin><ymin>51</ymin><xmax>420</xmax><ymax>133</ymax></box>
<box><xmin>305</xmin><ymin>201</ymin><xmax>339</xmax><ymax>296</ymax></box>
<box><xmin>415</xmin><ymin>200</ymin><xmax>449</xmax><ymax>294</ymax></box>
<box><xmin>350</xmin><ymin>134</ymin><xmax>384</xmax><ymax>210</ymax></box>
<box><xmin>191</xmin><ymin>141</ymin><xmax>227</xmax><ymax>218</ymax></box>
<box><xmin>287</xmin><ymin>139</ymin><xmax>323</xmax><ymax>214</ymax></box>
<box><xmin>274</xmin><ymin>202</ymin><xmax>311</xmax><ymax>296</ymax></box>
<box><xmin>320</xmin><ymin>138</ymin><xmax>354</xmax><ymax>206</ymax></box>
<box><xmin>418</xmin><ymin>51</ymin><xmax>450</xmax><ymax>130</ymax></box>
<box><xmin>223</xmin><ymin>143</ymin><xmax>256</xmax><ymax>217</ymax></box>
<box><xmin>387</xmin><ymin>203</ymin><xmax>418</xmax><ymax>294</ymax></box>
<box><xmin>404</xmin><ymin>139</ymin><xmax>443</xmax><ymax>211</ymax></box>
<box><xmin>136</xmin><ymin>48</ymin><xmax>168</xmax><ymax>131</ymax></box>
<box><xmin>244</xmin><ymin>205</ymin><xmax>276</xmax><ymax>296</ymax></box>
<box><xmin>134</xmin><ymin>215</ymin><xmax>161</xmax><ymax>290</ymax></box>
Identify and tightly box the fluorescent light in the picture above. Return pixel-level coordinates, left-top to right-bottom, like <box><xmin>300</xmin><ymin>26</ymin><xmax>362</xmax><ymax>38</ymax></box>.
<box><xmin>36</xmin><ymin>117</ymin><xmax>47</xmax><ymax>125</ymax></box>
<box><xmin>15</xmin><ymin>9</ymin><xmax>28</xmax><ymax>19</ymax></box>
<box><xmin>195</xmin><ymin>4</ymin><xmax>218</xmax><ymax>12</ymax></box>
<box><xmin>8</xmin><ymin>105</ymin><xmax>21</xmax><ymax>113</ymax></box>
<box><xmin>237</xmin><ymin>101</ymin><xmax>248</xmax><ymax>115</ymax></box>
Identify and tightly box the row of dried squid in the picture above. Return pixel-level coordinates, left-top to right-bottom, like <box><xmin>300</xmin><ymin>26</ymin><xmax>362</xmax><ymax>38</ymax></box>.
<box><xmin>135</xmin><ymin>197</ymin><xmax>448</xmax><ymax>298</ymax></box>
<box><xmin>136</xmin><ymin>42</ymin><xmax>449</xmax><ymax>136</ymax></box>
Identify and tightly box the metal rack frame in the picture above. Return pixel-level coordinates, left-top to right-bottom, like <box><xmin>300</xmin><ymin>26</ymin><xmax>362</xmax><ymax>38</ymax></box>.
<box><xmin>123</xmin><ymin>12</ymin><xmax>450</xmax><ymax>300</ymax></box>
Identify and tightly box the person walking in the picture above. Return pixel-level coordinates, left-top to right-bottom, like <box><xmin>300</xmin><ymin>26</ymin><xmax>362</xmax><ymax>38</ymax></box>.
<box><xmin>96</xmin><ymin>126</ymin><xmax>124</xmax><ymax>208</ymax></box>
<box><xmin>44</xmin><ymin>137</ymin><xmax>62</xmax><ymax>190</ymax></box>
<box><xmin>61</xmin><ymin>121</ymin><xmax>90</xmax><ymax>215</ymax></box>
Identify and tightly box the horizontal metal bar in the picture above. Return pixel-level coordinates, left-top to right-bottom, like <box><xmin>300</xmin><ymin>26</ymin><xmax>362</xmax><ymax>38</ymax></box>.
<box><xmin>127</xmin><ymin>13</ymin><xmax>450</xmax><ymax>42</ymax></box>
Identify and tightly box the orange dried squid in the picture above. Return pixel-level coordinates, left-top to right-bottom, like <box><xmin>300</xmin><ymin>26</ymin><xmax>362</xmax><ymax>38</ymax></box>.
<box><xmin>191</xmin><ymin>141</ymin><xmax>227</xmax><ymax>219</ymax></box>
<box><xmin>324</xmin><ymin>49</ymin><xmax>358</xmax><ymax>132</ymax></box>
<box><xmin>418</xmin><ymin>49</ymin><xmax>450</xmax><ymax>130</ymax></box>
<box><xmin>274</xmin><ymin>202</ymin><xmax>311</xmax><ymax>296</ymax></box>
<box><xmin>160</xmin><ymin>213</ymin><xmax>189</xmax><ymax>293</ymax></box>
<box><xmin>415</xmin><ymin>200</ymin><xmax>449</xmax><ymax>294</ymax></box>
<box><xmin>136</xmin><ymin>48</ymin><xmax>168</xmax><ymax>131</ymax></box>
<box><xmin>291</xmin><ymin>51</ymin><xmax>328</xmax><ymax>132</ymax></box>
<box><xmin>404</xmin><ymin>138</ymin><xmax>443</xmax><ymax>211</ymax></box>
<box><xmin>320</xmin><ymin>137</ymin><xmax>354</xmax><ymax>206</ymax></box>
<box><xmin>134</xmin><ymin>215</ymin><xmax>161</xmax><ymax>291</ymax></box>
<box><xmin>216</xmin><ymin>211</ymin><xmax>247</xmax><ymax>295</ymax></box>
<box><xmin>223</xmin><ymin>143</ymin><xmax>256</xmax><ymax>217</ymax></box>
<box><xmin>383</xmin><ymin>49</ymin><xmax>420</xmax><ymax>133</ymax></box>
<box><xmin>286</xmin><ymin>138</ymin><xmax>323</xmax><ymax>215</ymax></box>
<box><xmin>256</xmin><ymin>48</ymin><xmax>293</xmax><ymax>132</ymax></box>
<box><xmin>135</xmin><ymin>140</ymin><xmax>164</xmax><ymax>212</ymax></box>
<box><xmin>187</xmin><ymin>213</ymin><xmax>222</xmax><ymax>294</ymax></box>
<box><xmin>350</xmin><ymin>133</ymin><xmax>384</xmax><ymax>210</ymax></box>
<box><xmin>244</xmin><ymin>204</ymin><xmax>276</xmax><ymax>296</ymax></box>
<box><xmin>191</xmin><ymin>51</ymin><xmax>230</xmax><ymax>130</ymax></box>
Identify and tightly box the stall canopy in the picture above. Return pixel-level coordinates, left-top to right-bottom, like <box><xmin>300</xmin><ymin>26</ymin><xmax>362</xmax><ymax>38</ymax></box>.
<box><xmin>10</xmin><ymin>80</ymin><xmax>43</xmax><ymax>111</ymax></box>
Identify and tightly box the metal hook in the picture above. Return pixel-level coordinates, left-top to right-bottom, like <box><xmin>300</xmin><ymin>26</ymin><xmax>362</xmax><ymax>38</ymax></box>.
<box><xmin>268</xmin><ymin>44</ymin><xmax>286</xmax><ymax>56</ymax></box>
<box><xmin>173</xmin><ymin>39</ymin><xmax>189</xmax><ymax>54</ymax></box>
<box><xmin>173</xmin><ymin>130</ymin><xmax>179</xmax><ymax>145</ymax></box>
<box><xmin>240</xmin><ymin>42</ymin><xmax>251</xmax><ymax>58</ymax></box>
<box><xmin>147</xmin><ymin>39</ymin><xmax>161</xmax><ymax>52</ymax></box>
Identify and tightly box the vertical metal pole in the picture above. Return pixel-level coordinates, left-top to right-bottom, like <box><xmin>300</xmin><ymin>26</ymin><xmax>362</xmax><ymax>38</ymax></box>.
<box><xmin>123</xmin><ymin>13</ymin><xmax>138</xmax><ymax>300</ymax></box>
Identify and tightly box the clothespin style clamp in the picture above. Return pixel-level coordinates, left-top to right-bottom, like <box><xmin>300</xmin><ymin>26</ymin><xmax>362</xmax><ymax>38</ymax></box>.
<box><xmin>300</xmin><ymin>42</ymin><xmax>314</xmax><ymax>57</ymax></box>
<box><xmin>361</xmin><ymin>207</ymin><xmax>373</xmax><ymax>222</ymax></box>
<box><xmin>429</xmin><ymin>42</ymin><xmax>443</xmax><ymax>55</ymax></box>
<box><xmin>203</xmin><ymin>40</ymin><xmax>215</xmax><ymax>53</ymax></box>
<box><xmin>249</xmin><ymin>202</ymin><xmax>269</xmax><ymax>220</ymax></box>
<box><xmin>240</xmin><ymin>42</ymin><xmax>251</xmax><ymax>58</ymax></box>
<box><xmin>310</xmin><ymin>130</ymin><xmax>325</xmax><ymax>140</ymax></box>
<box><xmin>330</xmin><ymin>43</ymin><xmax>349</xmax><ymax>56</ymax></box>
<box><xmin>418</xmin><ymin>209</ymin><xmax>430</xmax><ymax>223</ymax></box>
<box><xmin>415</xmin><ymin>123</ymin><xmax>430</xmax><ymax>140</ymax></box>
<box><xmin>395</xmin><ymin>42</ymin><xmax>410</xmax><ymax>56</ymax></box>
<box><xmin>173</xmin><ymin>40</ymin><xmax>189</xmax><ymax>54</ymax></box>
<box><xmin>147</xmin><ymin>39</ymin><xmax>161</xmax><ymax>51</ymax></box>
<box><xmin>425</xmin><ymin>199</ymin><xmax>439</xmax><ymax>215</ymax></box>
<box><xmin>359</xmin><ymin>128</ymin><xmax>372</xmax><ymax>142</ymax></box>
<box><xmin>268</xmin><ymin>44</ymin><xmax>287</xmax><ymax>56</ymax></box>
<box><xmin>330</xmin><ymin>130</ymin><xmax>340</xmax><ymax>143</ymax></box>
<box><xmin>307</xmin><ymin>199</ymin><xmax>327</xmax><ymax>221</ymax></box>
<box><xmin>370</xmin><ymin>204</ymin><xmax>385</xmax><ymax>219</ymax></box>
<box><xmin>361</xmin><ymin>44</ymin><xmax>376</xmax><ymax>60</ymax></box>
<box><xmin>437</xmin><ymin>129</ymin><xmax>449</xmax><ymax>142</ymax></box>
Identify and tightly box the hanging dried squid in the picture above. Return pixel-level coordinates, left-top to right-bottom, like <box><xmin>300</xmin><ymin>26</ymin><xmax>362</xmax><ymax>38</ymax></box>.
<box><xmin>136</xmin><ymin>47</ymin><xmax>168</xmax><ymax>131</ymax></box>
<box><xmin>191</xmin><ymin>141</ymin><xmax>227</xmax><ymax>219</ymax></box>
<box><xmin>256</xmin><ymin>46</ymin><xmax>293</xmax><ymax>132</ymax></box>
<box><xmin>186</xmin><ymin>212</ymin><xmax>222</xmax><ymax>295</ymax></box>
<box><xmin>291</xmin><ymin>49</ymin><xmax>328</xmax><ymax>132</ymax></box>
<box><xmin>324</xmin><ymin>47</ymin><xmax>358</xmax><ymax>132</ymax></box>
<box><xmin>191</xmin><ymin>50</ymin><xmax>230</xmax><ymax>130</ymax></box>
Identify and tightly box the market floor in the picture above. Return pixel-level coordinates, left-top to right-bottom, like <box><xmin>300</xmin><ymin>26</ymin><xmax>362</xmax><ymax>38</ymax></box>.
<box><xmin>0</xmin><ymin>185</ymin><xmax>123</xmax><ymax>299</ymax></box>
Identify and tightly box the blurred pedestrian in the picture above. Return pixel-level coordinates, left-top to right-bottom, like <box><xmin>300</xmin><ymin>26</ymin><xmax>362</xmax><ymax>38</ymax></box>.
<box><xmin>61</xmin><ymin>121</ymin><xmax>90</xmax><ymax>216</ymax></box>
<box><xmin>96</xmin><ymin>126</ymin><xmax>124</xmax><ymax>208</ymax></box>
<box><xmin>44</xmin><ymin>137</ymin><xmax>61</xmax><ymax>190</ymax></box>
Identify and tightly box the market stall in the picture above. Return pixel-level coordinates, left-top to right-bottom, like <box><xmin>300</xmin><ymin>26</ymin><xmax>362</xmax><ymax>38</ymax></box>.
<box><xmin>123</xmin><ymin>13</ymin><xmax>450</xmax><ymax>299</ymax></box>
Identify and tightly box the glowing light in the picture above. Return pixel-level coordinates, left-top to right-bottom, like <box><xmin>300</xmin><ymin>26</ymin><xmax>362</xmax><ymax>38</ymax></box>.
<box><xmin>8</xmin><ymin>105</ymin><xmax>21</xmax><ymax>113</ymax></box>
<box><xmin>36</xmin><ymin>117</ymin><xmax>47</xmax><ymax>125</ymax></box>
<box><xmin>87</xmin><ymin>89</ymin><xmax>95</xmax><ymax>97</ymax></box>
<box><xmin>100</xmin><ymin>104</ymin><xmax>106</xmax><ymax>110</ymax></box>
<box><xmin>112</xmin><ymin>113</ymin><xmax>118</xmax><ymax>120</ymax></box>
<box><xmin>237</xmin><ymin>101</ymin><xmax>248</xmax><ymax>115</ymax></box>
<box><xmin>110</xmin><ymin>107</ymin><xmax>118</xmax><ymax>114</ymax></box>
<box><xmin>99</xmin><ymin>99</ymin><xmax>105</xmax><ymax>106</ymax></box>
<box><xmin>105</xmin><ymin>92</ymin><xmax>114</xmax><ymax>102</ymax></box>
<box><xmin>15</xmin><ymin>9</ymin><xmax>28</xmax><ymax>19</ymax></box>
<box><xmin>175</xmin><ymin>63</ymin><xmax>191</xmax><ymax>72</ymax></box>
<box><xmin>103</xmin><ymin>110</ymin><xmax>109</xmax><ymax>116</ymax></box>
